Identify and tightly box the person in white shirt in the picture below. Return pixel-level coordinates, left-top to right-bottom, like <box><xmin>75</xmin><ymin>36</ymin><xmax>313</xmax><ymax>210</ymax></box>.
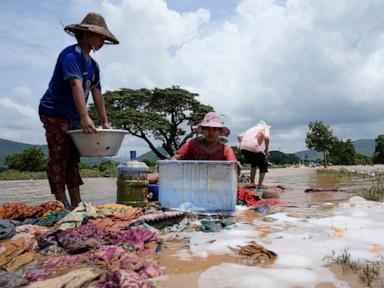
<box><xmin>238</xmin><ymin>121</ymin><xmax>271</xmax><ymax>194</ymax></box>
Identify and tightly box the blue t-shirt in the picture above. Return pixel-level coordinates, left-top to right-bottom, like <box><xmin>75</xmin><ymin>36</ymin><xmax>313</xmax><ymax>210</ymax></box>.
<box><xmin>39</xmin><ymin>44</ymin><xmax>101</xmax><ymax>128</ymax></box>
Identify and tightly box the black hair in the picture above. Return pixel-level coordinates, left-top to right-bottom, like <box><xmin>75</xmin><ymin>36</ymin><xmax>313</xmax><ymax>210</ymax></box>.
<box><xmin>74</xmin><ymin>31</ymin><xmax>84</xmax><ymax>42</ymax></box>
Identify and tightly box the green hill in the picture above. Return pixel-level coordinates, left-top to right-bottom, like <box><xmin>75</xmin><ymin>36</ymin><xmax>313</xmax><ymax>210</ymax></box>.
<box><xmin>269</xmin><ymin>151</ymin><xmax>301</xmax><ymax>165</ymax></box>
<box><xmin>138</xmin><ymin>147</ymin><xmax>170</xmax><ymax>163</ymax></box>
<box><xmin>352</xmin><ymin>139</ymin><xmax>375</xmax><ymax>156</ymax></box>
<box><xmin>0</xmin><ymin>139</ymin><xmax>48</xmax><ymax>167</ymax></box>
<box><xmin>294</xmin><ymin>150</ymin><xmax>323</xmax><ymax>161</ymax></box>
<box><xmin>294</xmin><ymin>139</ymin><xmax>375</xmax><ymax>160</ymax></box>
<box><xmin>0</xmin><ymin>138</ymin><xmax>108</xmax><ymax>168</ymax></box>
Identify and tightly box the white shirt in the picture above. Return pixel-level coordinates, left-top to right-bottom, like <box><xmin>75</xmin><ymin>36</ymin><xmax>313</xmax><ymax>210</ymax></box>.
<box><xmin>239</xmin><ymin>125</ymin><xmax>270</xmax><ymax>153</ymax></box>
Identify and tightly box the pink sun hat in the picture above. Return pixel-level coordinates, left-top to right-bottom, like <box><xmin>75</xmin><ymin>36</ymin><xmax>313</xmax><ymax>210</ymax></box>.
<box><xmin>193</xmin><ymin>112</ymin><xmax>231</xmax><ymax>137</ymax></box>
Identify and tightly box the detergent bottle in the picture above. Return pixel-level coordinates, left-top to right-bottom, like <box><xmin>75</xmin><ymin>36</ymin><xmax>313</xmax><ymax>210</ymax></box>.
<box><xmin>116</xmin><ymin>150</ymin><xmax>149</xmax><ymax>206</ymax></box>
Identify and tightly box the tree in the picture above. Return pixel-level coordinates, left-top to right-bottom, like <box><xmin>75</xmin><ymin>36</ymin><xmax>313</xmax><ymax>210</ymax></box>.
<box><xmin>5</xmin><ymin>148</ymin><xmax>47</xmax><ymax>172</ymax></box>
<box><xmin>98</xmin><ymin>159</ymin><xmax>116</xmax><ymax>172</ymax></box>
<box><xmin>305</xmin><ymin>121</ymin><xmax>337</xmax><ymax>167</ymax></box>
<box><xmin>232</xmin><ymin>146</ymin><xmax>245</xmax><ymax>164</ymax></box>
<box><xmin>355</xmin><ymin>153</ymin><xmax>371</xmax><ymax>165</ymax></box>
<box><xmin>90</xmin><ymin>86</ymin><xmax>213</xmax><ymax>159</ymax></box>
<box><xmin>329</xmin><ymin>139</ymin><xmax>356</xmax><ymax>165</ymax></box>
<box><xmin>303</xmin><ymin>155</ymin><xmax>309</xmax><ymax>166</ymax></box>
<box><xmin>269</xmin><ymin>151</ymin><xmax>301</xmax><ymax>165</ymax></box>
<box><xmin>373</xmin><ymin>135</ymin><xmax>384</xmax><ymax>164</ymax></box>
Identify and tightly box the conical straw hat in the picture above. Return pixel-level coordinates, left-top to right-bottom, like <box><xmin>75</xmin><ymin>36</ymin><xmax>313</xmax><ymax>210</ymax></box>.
<box><xmin>64</xmin><ymin>12</ymin><xmax>119</xmax><ymax>45</ymax></box>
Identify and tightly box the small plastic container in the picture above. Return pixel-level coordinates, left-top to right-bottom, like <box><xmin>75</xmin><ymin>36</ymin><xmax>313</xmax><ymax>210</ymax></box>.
<box><xmin>148</xmin><ymin>184</ymin><xmax>159</xmax><ymax>201</ymax></box>
<box><xmin>157</xmin><ymin>160</ymin><xmax>238</xmax><ymax>213</ymax></box>
<box><xmin>116</xmin><ymin>151</ymin><xmax>149</xmax><ymax>206</ymax></box>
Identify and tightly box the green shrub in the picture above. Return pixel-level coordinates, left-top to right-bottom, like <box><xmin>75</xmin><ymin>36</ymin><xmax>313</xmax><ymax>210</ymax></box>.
<box><xmin>5</xmin><ymin>148</ymin><xmax>47</xmax><ymax>172</ymax></box>
<box><xmin>359</xmin><ymin>176</ymin><xmax>384</xmax><ymax>201</ymax></box>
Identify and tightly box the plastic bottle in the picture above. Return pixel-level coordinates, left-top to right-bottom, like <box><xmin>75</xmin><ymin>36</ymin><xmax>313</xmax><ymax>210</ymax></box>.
<box><xmin>116</xmin><ymin>150</ymin><xmax>149</xmax><ymax>206</ymax></box>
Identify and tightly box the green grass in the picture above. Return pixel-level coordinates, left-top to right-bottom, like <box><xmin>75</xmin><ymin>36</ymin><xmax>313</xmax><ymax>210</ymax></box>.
<box><xmin>359</xmin><ymin>176</ymin><xmax>384</xmax><ymax>201</ymax></box>
<box><xmin>329</xmin><ymin>249</ymin><xmax>383</xmax><ymax>287</ymax></box>
<box><xmin>0</xmin><ymin>168</ymin><xmax>116</xmax><ymax>180</ymax></box>
<box><xmin>317</xmin><ymin>168</ymin><xmax>384</xmax><ymax>202</ymax></box>
<box><xmin>316</xmin><ymin>168</ymin><xmax>367</xmax><ymax>179</ymax></box>
<box><xmin>0</xmin><ymin>170</ymin><xmax>47</xmax><ymax>180</ymax></box>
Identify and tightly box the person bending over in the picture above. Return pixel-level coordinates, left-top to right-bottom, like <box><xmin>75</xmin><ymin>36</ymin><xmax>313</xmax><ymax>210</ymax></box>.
<box><xmin>238</xmin><ymin>121</ymin><xmax>270</xmax><ymax>194</ymax></box>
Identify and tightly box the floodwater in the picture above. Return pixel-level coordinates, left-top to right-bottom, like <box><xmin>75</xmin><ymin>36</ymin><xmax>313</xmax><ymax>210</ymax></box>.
<box><xmin>0</xmin><ymin>166</ymin><xmax>383</xmax><ymax>287</ymax></box>
<box><xmin>0</xmin><ymin>177</ymin><xmax>117</xmax><ymax>205</ymax></box>
<box><xmin>0</xmin><ymin>166</ymin><xmax>370</xmax><ymax>205</ymax></box>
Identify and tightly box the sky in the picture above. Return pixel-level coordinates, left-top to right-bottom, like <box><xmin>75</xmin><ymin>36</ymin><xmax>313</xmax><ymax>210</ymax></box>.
<box><xmin>1</xmin><ymin>0</ymin><xmax>384</xmax><ymax>156</ymax></box>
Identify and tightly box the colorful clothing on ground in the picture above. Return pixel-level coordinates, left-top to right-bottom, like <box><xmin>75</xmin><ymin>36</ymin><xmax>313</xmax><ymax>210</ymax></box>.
<box><xmin>0</xmin><ymin>220</ymin><xmax>17</xmax><ymax>240</ymax></box>
<box><xmin>90</xmin><ymin>218</ymin><xmax>129</xmax><ymax>233</ymax></box>
<box><xmin>56</xmin><ymin>223</ymin><xmax>104</xmax><ymax>254</ymax></box>
<box><xmin>24</xmin><ymin>253</ymin><xmax>88</xmax><ymax>282</ymax></box>
<box><xmin>25</xmin><ymin>245</ymin><xmax>164</xmax><ymax>285</ymax></box>
<box><xmin>237</xmin><ymin>187</ymin><xmax>292</xmax><ymax>207</ymax></box>
<box><xmin>37</xmin><ymin>223</ymin><xmax>159</xmax><ymax>255</ymax></box>
<box><xmin>36</xmin><ymin>210</ymin><xmax>70</xmax><ymax>227</ymax></box>
<box><xmin>177</xmin><ymin>138</ymin><xmax>236</xmax><ymax>160</ymax></box>
<box><xmin>0</xmin><ymin>271</ymin><xmax>28</xmax><ymax>288</ymax></box>
<box><xmin>0</xmin><ymin>201</ymin><xmax>65</xmax><ymax>220</ymax></box>
<box><xmin>3</xmin><ymin>251</ymin><xmax>39</xmax><ymax>272</ymax></box>
<box><xmin>26</xmin><ymin>267</ymin><xmax>103</xmax><ymax>288</ymax></box>
<box><xmin>11</xmin><ymin>224</ymin><xmax>51</xmax><ymax>241</ymax></box>
<box><xmin>103</xmin><ymin>226</ymin><xmax>159</xmax><ymax>252</ymax></box>
<box><xmin>57</xmin><ymin>202</ymin><xmax>98</xmax><ymax>230</ymax></box>
<box><xmin>0</xmin><ymin>239</ymin><xmax>30</xmax><ymax>268</ymax></box>
<box><xmin>97</xmin><ymin>269</ymin><xmax>154</xmax><ymax>288</ymax></box>
<box><xmin>1</xmin><ymin>203</ymin><xmax>43</xmax><ymax>220</ymax></box>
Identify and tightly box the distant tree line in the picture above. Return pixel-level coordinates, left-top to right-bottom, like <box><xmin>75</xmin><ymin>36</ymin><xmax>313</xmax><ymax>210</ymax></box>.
<box><xmin>4</xmin><ymin>147</ymin><xmax>116</xmax><ymax>175</ymax></box>
<box><xmin>232</xmin><ymin>147</ymin><xmax>300</xmax><ymax>166</ymax></box>
<box><xmin>305</xmin><ymin>120</ymin><xmax>379</xmax><ymax>167</ymax></box>
<box><xmin>5</xmin><ymin>148</ymin><xmax>47</xmax><ymax>172</ymax></box>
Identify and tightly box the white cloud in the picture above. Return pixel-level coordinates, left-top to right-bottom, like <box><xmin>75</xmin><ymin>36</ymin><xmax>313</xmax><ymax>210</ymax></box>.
<box><xmin>1</xmin><ymin>0</ymin><xmax>384</xmax><ymax>153</ymax></box>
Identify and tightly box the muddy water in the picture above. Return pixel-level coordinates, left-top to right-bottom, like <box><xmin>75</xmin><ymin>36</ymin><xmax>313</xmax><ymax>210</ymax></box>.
<box><xmin>0</xmin><ymin>166</ymin><xmax>379</xmax><ymax>287</ymax></box>
<box><xmin>0</xmin><ymin>166</ymin><xmax>360</xmax><ymax>205</ymax></box>
<box><xmin>0</xmin><ymin>177</ymin><xmax>117</xmax><ymax>205</ymax></box>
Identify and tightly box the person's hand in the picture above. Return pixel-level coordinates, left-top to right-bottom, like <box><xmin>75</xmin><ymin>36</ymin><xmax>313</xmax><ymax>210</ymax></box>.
<box><xmin>81</xmin><ymin>115</ymin><xmax>96</xmax><ymax>134</ymax></box>
<box><xmin>264</xmin><ymin>148</ymin><xmax>270</xmax><ymax>157</ymax></box>
<box><xmin>102</xmin><ymin>122</ymin><xmax>110</xmax><ymax>129</ymax></box>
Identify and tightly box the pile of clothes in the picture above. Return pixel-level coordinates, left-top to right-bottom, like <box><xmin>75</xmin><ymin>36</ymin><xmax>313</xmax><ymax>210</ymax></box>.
<box><xmin>0</xmin><ymin>200</ymin><xmax>184</xmax><ymax>288</ymax></box>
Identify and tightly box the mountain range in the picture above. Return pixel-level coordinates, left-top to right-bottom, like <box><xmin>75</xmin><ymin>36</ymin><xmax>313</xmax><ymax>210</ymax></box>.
<box><xmin>293</xmin><ymin>139</ymin><xmax>375</xmax><ymax>160</ymax></box>
<box><xmin>0</xmin><ymin>138</ymin><xmax>376</xmax><ymax>167</ymax></box>
<box><xmin>0</xmin><ymin>138</ymin><xmax>106</xmax><ymax>167</ymax></box>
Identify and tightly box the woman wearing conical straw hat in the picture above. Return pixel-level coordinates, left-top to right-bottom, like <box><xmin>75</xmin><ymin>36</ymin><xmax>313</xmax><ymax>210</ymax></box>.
<box><xmin>39</xmin><ymin>12</ymin><xmax>119</xmax><ymax>209</ymax></box>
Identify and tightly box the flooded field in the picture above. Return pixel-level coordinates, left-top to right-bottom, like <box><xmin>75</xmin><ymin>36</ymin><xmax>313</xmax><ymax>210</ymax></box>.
<box><xmin>1</xmin><ymin>166</ymin><xmax>383</xmax><ymax>287</ymax></box>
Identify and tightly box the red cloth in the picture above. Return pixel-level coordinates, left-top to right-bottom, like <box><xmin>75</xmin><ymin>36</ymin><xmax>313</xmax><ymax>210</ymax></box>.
<box><xmin>148</xmin><ymin>176</ymin><xmax>159</xmax><ymax>184</ymax></box>
<box><xmin>177</xmin><ymin>138</ymin><xmax>236</xmax><ymax>161</ymax></box>
<box><xmin>237</xmin><ymin>187</ymin><xmax>292</xmax><ymax>207</ymax></box>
